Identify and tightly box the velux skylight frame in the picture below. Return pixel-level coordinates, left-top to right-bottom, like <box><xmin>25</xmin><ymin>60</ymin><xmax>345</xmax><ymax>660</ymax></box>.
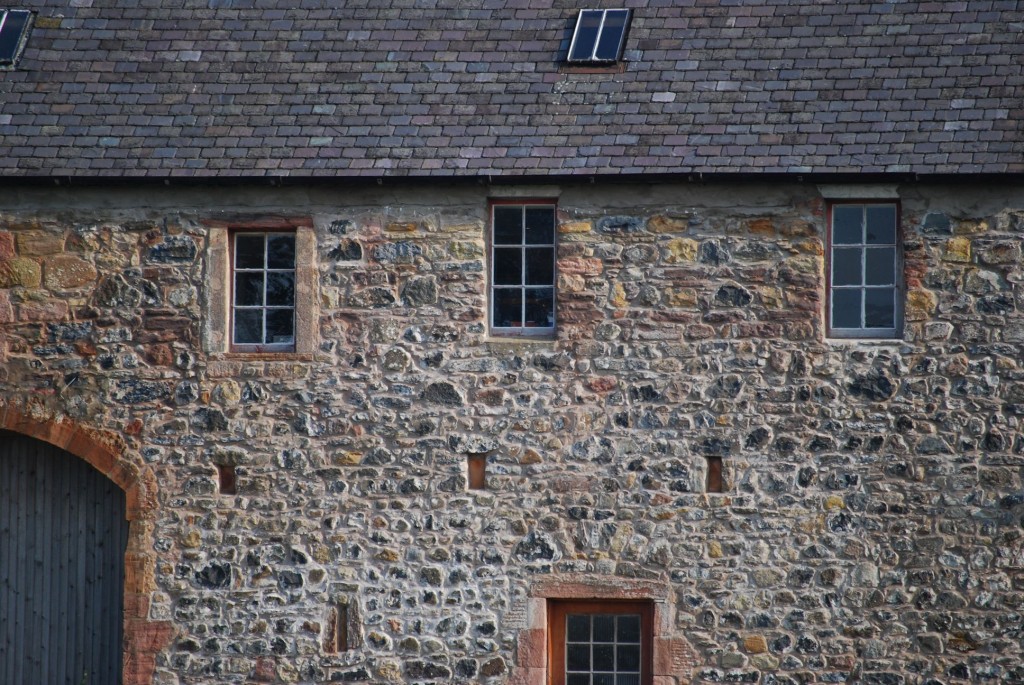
<box><xmin>567</xmin><ymin>9</ymin><xmax>631</xmax><ymax>64</ymax></box>
<box><xmin>0</xmin><ymin>9</ymin><xmax>33</xmax><ymax>67</ymax></box>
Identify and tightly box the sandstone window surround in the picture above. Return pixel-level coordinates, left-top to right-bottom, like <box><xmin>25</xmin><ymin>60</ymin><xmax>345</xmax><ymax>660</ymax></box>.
<box><xmin>826</xmin><ymin>201</ymin><xmax>902</xmax><ymax>339</ymax></box>
<box><xmin>510</xmin><ymin>577</ymin><xmax>697</xmax><ymax>685</ymax></box>
<box><xmin>489</xmin><ymin>200</ymin><xmax>557</xmax><ymax>338</ymax></box>
<box><xmin>203</xmin><ymin>217</ymin><xmax>318</xmax><ymax>358</ymax></box>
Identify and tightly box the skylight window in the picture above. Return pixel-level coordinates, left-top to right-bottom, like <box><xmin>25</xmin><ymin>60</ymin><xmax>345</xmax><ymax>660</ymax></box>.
<box><xmin>567</xmin><ymin>9</ymin><xmax>630</xmax><ymax>63</ymax></box>
<box><xmin>0</xmin><ymin>9</ymin><xmax>32</xmax><ymax>66</ymax></box>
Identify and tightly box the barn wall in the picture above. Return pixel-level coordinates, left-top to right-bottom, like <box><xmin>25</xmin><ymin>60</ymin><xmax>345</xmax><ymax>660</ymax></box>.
<box><xmin>1</xmin><ymin>180</ymin><xmax>1022</xmax><ymax>685</ymax></box>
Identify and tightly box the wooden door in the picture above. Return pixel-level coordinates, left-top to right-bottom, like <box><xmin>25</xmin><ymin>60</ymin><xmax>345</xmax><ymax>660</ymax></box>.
<box><xmin>1</xmin><ymin>431</ymin><xmax>128</xmax><ymax>685</ymax></box>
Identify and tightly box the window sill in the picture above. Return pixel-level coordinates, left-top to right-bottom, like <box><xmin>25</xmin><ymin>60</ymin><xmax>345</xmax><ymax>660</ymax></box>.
<box><xmin>214</xmin><ymin>351</ymin><xmax>315</xmax><ymax>362</ymax></box>
<box><xmin>825</xmin><ymin>337</ymin><xmax>903</xmax><ymax>346</ymax></box>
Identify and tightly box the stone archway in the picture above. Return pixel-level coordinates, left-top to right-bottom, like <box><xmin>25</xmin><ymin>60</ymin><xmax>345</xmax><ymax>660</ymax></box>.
<box><xmin>0</xmin><ymin>403</ymin><xmax>173</xmax><ymax>685</ymax></box>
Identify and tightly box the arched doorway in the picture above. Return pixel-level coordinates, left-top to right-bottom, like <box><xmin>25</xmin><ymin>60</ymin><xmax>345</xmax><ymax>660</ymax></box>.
<box><xmin>1</xmin><ymin>430</ymin><xmax>129</xmax><ymax>684</ymax></box>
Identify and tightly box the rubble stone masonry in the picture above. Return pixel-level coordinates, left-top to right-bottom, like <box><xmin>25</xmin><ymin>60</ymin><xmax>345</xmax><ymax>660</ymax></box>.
<box><xmin>1</xmin><ymin>180</ymin><xmax>1023</xmax><ymax>685</ymax></box>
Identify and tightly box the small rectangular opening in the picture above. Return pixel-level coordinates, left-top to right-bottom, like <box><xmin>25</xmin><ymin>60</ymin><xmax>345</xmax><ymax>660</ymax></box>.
<box><xmin>217</xmin><ymin>464</ymin><xmax>237</xmax><ymax>494</ymax></box>
<box><xmin>326</xmin><ymin>604</ymin><xmax>349</xmax><ymax>653</ymax></box>
<box><xmin>706</xmin><ymin>456</ymin><xmax>723</xmax><ymax>493</ymax></box>
<box><xmin>467</xmin><ymin>454</ymin><xmax>487</xmax><ymax>490</ymax></box>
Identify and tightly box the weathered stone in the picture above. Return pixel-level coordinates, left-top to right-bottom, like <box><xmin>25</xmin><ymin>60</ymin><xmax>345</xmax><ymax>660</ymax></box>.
<box><xmin>373</xmin><ymin>241</ymin><xmax>422</xmax><ymax>263</ymax></box>
<box><xmin>349</xmin><ymin>287</ymin><xmax>396</xmax><ymax>308</ymax></box>
<box><xmin>328</xmin><ymin>239</ymin><xmax>362</xmax><ymax>261</ymax></box>
<box><xmin>597</xmin><ymin>216</ymin><xmax>644</xmax><ymax>233</ymax></box>
<box><xmin>559</xmin><ymin>220</ymin><xmax>592</xmax><ymax>234</ymax></box>
<box><xmin>43</xmin><ymin>254</ymin><xmax>97</xmax><ymax>289</ymax></box>
<box><xmin>716</xmin><ymin>284</ymin><xmax>753</xmax><ymax>307</ymax></box>
<box><xmin>195</xmin><ymin>563</ymin><xmax>231</xmax><ymax>588</ymax></box>
<box><xmin>979</xmin><ymin>240</ymin><xmax>1021</xmax><ymax>265</ymax></box>
<box><xmin>401</xmin><ymin>276</ymin><xmax>438</xmax><ymax>306</ymax></box>
<box><xmin>647</xmin><ymin>215</ymin><xmax>689</xmax><ymax>233</ymax></box>
<box><xmin>147</xmin><ymin>235</ymin><xmax>197</xmax><ymax>263</ymax></box>
<box><xmin>0</xmin><ymin>257</ymin><xmax>42</xmax><ymax>288</ymax></box>
<box><xmin>665</xmin><ymin>238</ymin><xmax>698</xmax><ymax>263</ymax></box>
<box><xmin>0</xmin><ymin>231</ymin><xmax>14</xmax><ymax>259</ymax></box>
<box><xmin>905</xmin><ymin>289</ymin><xmax>937</xmax><ymax>320</ymax></box>
<box><xmin>921</xmin><ymin>212</ymin><xmax>952</xmax><ymax>235</ymax></box>
<box><xmin>16</xmin><ymin>231</ymin><xmax>64</xmax><ymax>256</ymax></box>
<box><xmin>422</xmin><ymin>381</ymin><xmax>463</xmax><ymax>406</ymax></box>
<box><xmin>743</xmin><ymin>635</ymin><xmax>768</xmax><ymax>654</ymax></box>
<box><xmin>848</xmin><ymin>369</ymin><xmax>896</xmax><ymax>401</ymax></box>
<box><xmin>943</xmin><ymin>237</ymin><xmax>972</xmax><ymax>263</ymax></box>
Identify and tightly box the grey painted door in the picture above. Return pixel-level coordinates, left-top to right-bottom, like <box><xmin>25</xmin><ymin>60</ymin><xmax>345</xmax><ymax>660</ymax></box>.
<box><xmin>1</xmin><ymin>431</ymin><xmax>127</xmax><ymax>685</ymax></box>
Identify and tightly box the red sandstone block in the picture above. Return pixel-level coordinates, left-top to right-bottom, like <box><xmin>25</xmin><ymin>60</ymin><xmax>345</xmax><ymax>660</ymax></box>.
<box><xmin>0</xmin><ymin>290</ymin><xmax>12</xmax><ymax>323</ymax></box>
<box><xmin>517</xmin><ymin>628</ymin><xmax>547</xmax><ymax>668</ymax></box>
<box><xmin>17</xmin><ymin>300</ymin><xmax>69</xmax><ymax>321</ymax></box>
<box><xmin>0</xmin><ymin>231</ymin><xmax>14</xmax><ymax>259</ymax></box>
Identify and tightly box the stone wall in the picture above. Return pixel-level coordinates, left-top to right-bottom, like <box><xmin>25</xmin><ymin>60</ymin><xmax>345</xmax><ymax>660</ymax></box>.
<box><xmin>1</xmin><ymin>180</ymin><xmax>1022</xmax><ymax>685</ymax></box>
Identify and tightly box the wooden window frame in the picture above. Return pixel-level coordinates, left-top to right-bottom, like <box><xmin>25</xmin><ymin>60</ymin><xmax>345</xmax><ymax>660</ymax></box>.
<box><xmin>826</xmin><ymin>200</ymin><xmax>903</xmax><ymax>339</ymax></box>
<box><xmin>548</xmin><ymin>600</ymin><xmax>654</xmax><ymax>685</ymax></box>
<box><xmin>488</xmin><ymin>199</ymin><xmax>557</xmax><ymax>339</ymax></box>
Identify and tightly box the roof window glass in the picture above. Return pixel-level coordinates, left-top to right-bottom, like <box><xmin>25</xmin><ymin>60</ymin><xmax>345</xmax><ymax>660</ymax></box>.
<box><xmin>0</xmin><ymin>9</ymin><xmax>32</xmax><ymax>66</ymax></box>
<box><xmin>568</xmin><ymin>9</ymin><xmax>630</xmax><ymax>63</ymax></box>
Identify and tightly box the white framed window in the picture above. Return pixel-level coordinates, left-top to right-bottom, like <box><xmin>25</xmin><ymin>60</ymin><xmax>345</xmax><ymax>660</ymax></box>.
<box><xmin>231</xmin><ymin>232</ymin><xmax>296</xmax><ymax>350</ymax></box>
<box><xmin>567</xmin><ymin>9</ymin><xmax>631</xmax><ymax>63</ymax></box>
<box><xmin>827</xmin><ymin>202</ymin><xmax>901</xmax><ymax>338</ymax></box>
<box><xmin>489</xmin><ymin>202</ymin><xmax>556</xmax><ymax>337</ymax></box>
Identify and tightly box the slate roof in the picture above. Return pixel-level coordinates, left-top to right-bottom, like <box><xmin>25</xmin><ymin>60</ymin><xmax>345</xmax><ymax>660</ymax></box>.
<box><xmin>1</xmin><ymin>0</ymin><xmax>1022</xmax><ymax>178</ymax></box>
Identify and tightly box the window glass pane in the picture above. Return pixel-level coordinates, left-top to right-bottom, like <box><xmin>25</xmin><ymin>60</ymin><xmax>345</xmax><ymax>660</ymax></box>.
<box><xmin>493</xmin><ymin>206</ymin><xmax>522</xmax><ymax>245</ymax></box>
<box><xmin>525</xmin><ymin>247</ymin><xmax>554</xmax><ymax>286</ymax></box>
<box><xmin>618</xmin><ymin>644</ymin><xmax>640</xmax><ymax>672</ymax></box>
<box><xmin>832</xmin><ymin>206</ymin><xmax>863</xmax><ymax>245</ymax></box>
<box><xmin>567</xmin><ymin>644</ymin><xmax>590</xmax><ymax>672</ymax></box>
<box><xmin>866</xmin><ymin>206</ymin><xmax>896</xmax><ymax>244</ymax></box>
<box><xmin>593</xmin><ymin>644</ymin><xmax>615</xmax><ymax>671</ymax></box>
<box><xmin>616</xmin><ymin>675</ymin><xmax>640</xmax><ymax>685</ymax></box>
<box><xmin>568</xmin><ymin>615</ymin><xmax>590</xmax><ymax>642</ymax></box>
<box><xmin>865</xmin><ymin>247</ymin><xmax>895</xmax><ymax>286</ymax></box>
<box><xmin>524</xmin><ymin>288</ymin><xmax>554</xmax><ymax>328</ymax></box>
<box><xmin>595</xmin><ymin>10</ymin><xmax>628</xmax><ymax>60</ymax></box>
<box><xmin>235</xmin><ymin>272</ymin><xmax>264</xmax><ymax>306</ymax></box>
<box><xmin>492</xmin><ymin>289</ymin><xmax>522</xmax><ymax>328</ymax></box>
<box><xmin>568</xmin><ymin>675</ymin><xmax>590</xmax><ymax>685</ymax></box>
<box><xmin>267</xmin><ymin>235</ymin><xmax>295</xmax><ymax>268</ymax></box>
<box><xmin>266</xmin><ymin>272</ymin><xmax>295</xmax><ymax>306</ymax></box>
<box><xmin>865</xmin><ymin>289</ymin><xmax>895</xmax><ymax>329</ymax></box>
<box><xmin>570</xmin><ymin>10</ymin><xmax>602</xmax><ymax>61</ymax></box>
<box><xmin>266</xmin><ymin>309</ymin><xmax>295</xmax><ymax>344</ymax></box>
<box><xmin>592</xmin><ymin>616</ymin><xmax>615</xmax><ymax>642</ymax></box>
<box><xmin>494</xmin><ymin>248</ymin><xmax>522</xmax><ymax>285</ymax></box>
<box><xmin>233</xmin><ymin>309</ymin><xmax>263</xmax><ymax>344</ymax></box>
<box><xmin>832</xmin><ymin>289</ymin><xmax>861</xmax><ymax>329</ymax></box>
<box><xmin>832</xmin><ymin>248</ymin><xmax>861</xmax><ymax>286</ymax></box>
<box><xmin>236</xmin><ymin>235</ymin><xmax>265</xmax><ymax>268</ymax></box>
<box><xmin>617</xmin><ymin>616</ymin><xmax>640</xmax><ymax>643</ymax></box>
<box><xmin>594</xmin><ymin>674</ymin><xmax>615</xmax><ymax>685</ymax></box>
<box><xmin>524</xmin><ymin>207</ymin><xmax>555</xmax><ymax>244</ymax></box>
